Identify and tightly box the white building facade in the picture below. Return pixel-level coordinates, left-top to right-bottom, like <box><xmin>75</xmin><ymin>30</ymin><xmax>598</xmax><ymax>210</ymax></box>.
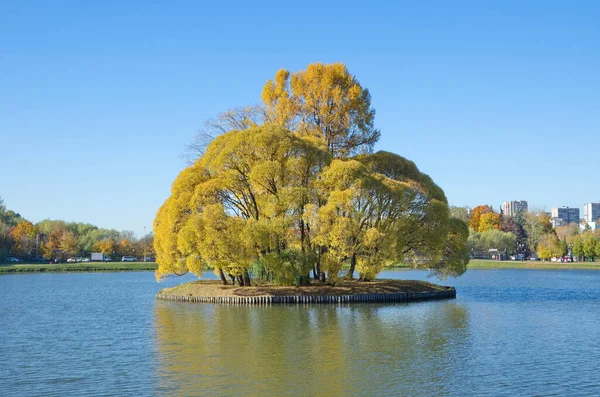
<box><xmin>501</xmin><ymin>200</ymin><xmax>528</xmax><ymax>217</ymax></box>
<box><xmin>584</xmin><ymin>202</ymin><xmax>600</xmax><ymax>223</ymax></box>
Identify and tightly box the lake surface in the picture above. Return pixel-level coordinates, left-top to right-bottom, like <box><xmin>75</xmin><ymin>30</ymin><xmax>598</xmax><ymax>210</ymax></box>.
<box><xmin>1</xmin><ymin>269</ymin><xmax>599</xmax><ymax>396</ymax></box>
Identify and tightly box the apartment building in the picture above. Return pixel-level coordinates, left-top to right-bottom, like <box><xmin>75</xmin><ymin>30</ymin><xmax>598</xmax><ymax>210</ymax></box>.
<box><xmin>583</xmin><ymin>202</ymin><xmax>600</xmax><ymax>223</ymax></box>
<box><xmin>551</xmin><ymin>206</ymin><xmax>580</xmax><ymax>224</ymax></box>
<box><xmin>501</xmin><ymin>200</ymin><xmax>528</xmax><ymax>217</ymax></box>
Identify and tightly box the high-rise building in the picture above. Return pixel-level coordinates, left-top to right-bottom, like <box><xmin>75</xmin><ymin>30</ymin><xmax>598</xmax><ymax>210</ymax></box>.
<box><xmin>501</xmin><ymin>200</ymin><xmax>528</xmax><ymax>217</ymax></box>
<box><xmin>551</xmin><ymin>206</ymin><xmax>580</xmax><ymax>224</ymax></box>
<box><xmin>584</xmin><ymin>202</ymin><xmax>600</xmax><ymax>223</ymax></box>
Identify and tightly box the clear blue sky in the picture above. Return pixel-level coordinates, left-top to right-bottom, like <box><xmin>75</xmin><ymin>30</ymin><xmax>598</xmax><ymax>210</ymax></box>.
<box><xmin>1</xmin><ymin>1</ymin><xmax>599</xmax><ymax>235</ymax></box>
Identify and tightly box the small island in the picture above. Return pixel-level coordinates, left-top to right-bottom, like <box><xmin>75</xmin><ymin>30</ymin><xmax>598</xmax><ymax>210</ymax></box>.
<box><xmin>156</xmin><ymin>279</ymin><xmax>456</xmax><ymax>304</ymax></box>
<box><xmin>153</xmin><ymin>63</ymin><xmax>469</xmax><ymax>302</ymax></box>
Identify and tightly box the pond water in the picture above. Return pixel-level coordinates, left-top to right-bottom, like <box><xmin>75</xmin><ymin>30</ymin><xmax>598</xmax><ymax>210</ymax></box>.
<box><xmin>1</xmin><ymin>269</ymin><xmax>599</xmax><ymax>396</ymax></box>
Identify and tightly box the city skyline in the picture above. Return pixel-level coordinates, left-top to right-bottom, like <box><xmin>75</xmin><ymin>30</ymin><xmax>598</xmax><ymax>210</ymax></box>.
<box><xmin>467</xmin><ymin>201</ymin><xmax>600</xmax><ymax>217</ymax></box>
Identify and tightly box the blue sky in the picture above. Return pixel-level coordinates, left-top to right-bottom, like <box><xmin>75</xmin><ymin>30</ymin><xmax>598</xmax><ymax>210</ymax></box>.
<box><xmin>1</xmin><ymin>1</ymin><xmax>599</xmax><ymax>235</ymax></box>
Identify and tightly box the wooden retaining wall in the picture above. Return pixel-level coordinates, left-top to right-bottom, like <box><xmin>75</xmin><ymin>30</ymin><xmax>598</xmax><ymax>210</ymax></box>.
<box><xmin>156</xmin><ymin>287</ymin><xmax>456</xmax><ymax>305</ymax></box>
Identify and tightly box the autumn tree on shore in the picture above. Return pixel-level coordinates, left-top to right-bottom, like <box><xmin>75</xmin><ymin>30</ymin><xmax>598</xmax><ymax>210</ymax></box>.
<box><xmin>11</xmin><ymin>221</ymin><xmax>37</xmax><ymax>258</ymax></box>
<box><xmin>536</xmin><ymin>232</ymin><xmax>565</xmax><ymax>261</ymax></box>
<box><xmin>0</xmin><ymin>197</ymin><xmax>153</xmax><ymax>262</ymax></box>
<box><xmin>468</xmin><ymin>205</ymin><xmax>503</xmax><ymax>233</ymax></box>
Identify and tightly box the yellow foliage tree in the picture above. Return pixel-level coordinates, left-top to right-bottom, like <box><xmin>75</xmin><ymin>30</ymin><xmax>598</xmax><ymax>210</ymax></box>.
<box><xmin>479</xmin><ymin>212</ymin><xmax>501</xmax><ymax>232</ymax></box>
<box><xmin>42</xmin><ymin>229</ymin><xmax>60</xmax><ymax>259</ymax></box>
<box><xmin>155</xmin><ymin>125</ymin><xmax>469</xmax><ymax>285</ymax></box>
<box><xmin>154</xmin><ymin>125</ymin><xmax>330</xmax><ymax>285</ymax></box>
<box><xmin>469</xmin><ymin>205</ymin><xmax>493</xmax><ymax>232</ymax></box>
<box><xmin>155</xmin><ymin>64</ymin><xmax>469</xmax><ymax>285</ymax></box>
<box><xmin>314</xmin><ymin>152</ymin><xmax>467</xmax><ymax>281</ymax></box>
<box><xmin>93</xmin><ymin>238</ymin><xmax>118</xmax><ymax>257</ymax></box>
<box><xmin>11</xmin><ymin>220</ymin><xmax>37</xmax><ymax>258</ymax></box>
<box><xmin>262</xmin><ymin>62</ymin><xmax>380</xmax><ymax>158</ymax></box>
<box><xmin>60</xmin><ymin>231</ymin><xmax>79</xmax><ymax>257</ymax></box>
<box><xmin>537</xmin><ymin>233</ymin><xmax>563</xmax><ymax>261</ymax></box>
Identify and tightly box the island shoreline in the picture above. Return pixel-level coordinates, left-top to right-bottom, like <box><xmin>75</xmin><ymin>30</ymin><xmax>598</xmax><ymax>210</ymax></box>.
<box><xmin>156</xmin><ymin>279</ymin><xmax>457</xmax><ymax>304</ymax></box>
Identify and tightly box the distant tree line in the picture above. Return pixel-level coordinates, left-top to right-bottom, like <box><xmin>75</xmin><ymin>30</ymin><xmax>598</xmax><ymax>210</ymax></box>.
<box><xmin>554</xmin><ymin>224</ymin><xmax>600</xmax><ymax>262</ymax></box>
<box><xmin>451</xmin><ymin>204</ymin><xmax>600</xmax><ymax>261</ymax></box>
<box><xmin>0</xmin><ymin>197</ymin><xmax>154</xmax><ymax>262</ymax></box>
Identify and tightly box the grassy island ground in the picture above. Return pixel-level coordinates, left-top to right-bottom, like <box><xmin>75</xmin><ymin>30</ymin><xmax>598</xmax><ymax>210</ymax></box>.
<box><xmin>158</xmin><ymin>279</ymin><xmax>450</xmax><ymax>298</ymax></box>
<box><xmin>0</xmin><ymin>262</ymin><xmax>158</xmax><ymax>273</ymax></box>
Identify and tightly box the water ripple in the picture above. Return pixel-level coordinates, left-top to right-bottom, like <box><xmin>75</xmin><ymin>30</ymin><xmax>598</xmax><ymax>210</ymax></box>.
<box><xmin>1</xmin><ymin>270</ymin><xmax>600</xmax><ymax>396</ymax></box>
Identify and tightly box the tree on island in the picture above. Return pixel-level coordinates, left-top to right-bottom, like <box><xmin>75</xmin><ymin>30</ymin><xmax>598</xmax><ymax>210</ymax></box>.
<box><xmin>154</xmin><ymin>63</ymin><xmax>469</xmax><ymax>286</ymax></box>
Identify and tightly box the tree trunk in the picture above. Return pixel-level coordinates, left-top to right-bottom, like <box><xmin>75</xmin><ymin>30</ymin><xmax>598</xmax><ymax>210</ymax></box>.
<box><xmin>300</xmin><ymin>219</ymin><xmax>306</xmax><ymax>250</ymax></box>
<box><xmin>243</xmin><ymin>271</ymin><xmax>251</xmax><ymax>286</ymax></box>
<box><xmin>229</xmin><ymin>274</ymin><xmax>236</xmax><ymax>285</ymax></box>
<box><xmin>237</xmin><ymin>275</ymin><xmax>244</xmax><ymax>286</ymax></box>
<box><xmin>314</xmin><ymin>249</ymin><xmax>322</xmax><ymax>280</ymax></box>
<box><xmin>346</xmin><ymin>254</ymin><xmax>356</xmax><ymax>279</ymax></box>
<box><xmin>218</xmin><ymin>268</ymin><xmax>228</xmax><ymax>285</ymax></box>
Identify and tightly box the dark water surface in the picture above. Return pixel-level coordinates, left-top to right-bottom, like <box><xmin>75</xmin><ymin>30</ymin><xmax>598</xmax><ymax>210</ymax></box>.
<box><xmin>1</xmin><ymin>269</ymin><xmax>599</xmax><ymax>396</ymax></box>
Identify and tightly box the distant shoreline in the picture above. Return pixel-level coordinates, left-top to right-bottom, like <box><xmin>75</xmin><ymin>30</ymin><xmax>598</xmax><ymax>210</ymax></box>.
<box><xmin>3</xmin><ymin>259</ymin><xmax>599</xmax><ymax>274</ymax></box>
<box><xmin>0</xmin><ymin>262</ymin><xmax>158</xmax><ymax>273</ymax></box>
<box><xmin>465</xmin><ymin>259</ymin><xmax>600</xmax><ymax>270</ymax></box>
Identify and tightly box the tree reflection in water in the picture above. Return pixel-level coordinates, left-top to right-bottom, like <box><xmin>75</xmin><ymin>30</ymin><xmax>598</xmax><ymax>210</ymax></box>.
<box><xmin>154</xmin><ymin>301</ymin><xmax>469</xmax><ymax>397</ymax></box>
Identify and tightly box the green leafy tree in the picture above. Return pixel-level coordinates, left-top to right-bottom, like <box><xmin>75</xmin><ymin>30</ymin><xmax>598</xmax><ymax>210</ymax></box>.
<box><xmin>0</xmin><ymin>220</ymin><xmax>13</xmax><ymax>261</ymax></box>
<box><xmin>583</xmin><ymin>232</ymin><xmax>598</xmax><ymax>261</ymax></box>
<box><xmin>36</xmin><ymin>219</ymin><xmax>69</xmax><ymax>235</ymax></box>
<box><xmin>559</xmin><ymin>239</ymin><xmax>568</xmax><ymax>258</ymax></box>
<box><xmin>78</xmin><ymin>228</ymin><xmax>120</xmax><ymax>254</ymax></box>
<box><xmin>449</xmin><ymin>206</ymin><xmax>469</xmax><ymax>223</ymax></box>
<box><xmin>524</xmin><ymin>211</ymin><xmax>552</xmax><ymax>254</ymax></box>
<box><xmin>468</xmin><ymin>229</ymin><xmax>516</xmax><ymax>253</ymax></box>
<box><xmin>572</xmin><ymin>235</ymin><xmax>585</xmax><ymax>260</ymax></box>
<box><xmin>500</xmin><ymin>216</ymin><xmax>528</xmax><ymax>257</ymax></box>
<box><xmin>0</xmin><ymin>198</ymin><xmax>25</xmax><ymax>227</ymax></box>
